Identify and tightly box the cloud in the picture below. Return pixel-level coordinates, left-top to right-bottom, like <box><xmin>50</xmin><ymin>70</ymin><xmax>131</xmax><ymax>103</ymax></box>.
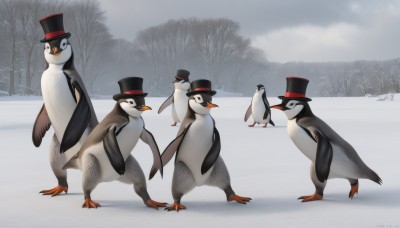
<box><xmin>252</xmin><ymin>1</ymin><xmax>400</xmax><ymax>62</ymax></box>
<box><xmin>252</xmin><ymin>23</ymin><xmax>360</xmax><ymax>62</ymax></box>
<box><xmin>99</xmin><ymin>0</ymin><xmax>400</xmax><ymax>62</ymax></box>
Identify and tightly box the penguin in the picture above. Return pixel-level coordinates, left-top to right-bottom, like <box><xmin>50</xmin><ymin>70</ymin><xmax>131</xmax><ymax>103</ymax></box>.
<box><xmin>32</xmin><ymin>13</ymin><xmax>98</xmax><ymax>196</ymax></box>
<box><xmin>271</xmin><ymin>76</ymin><xmax>382</xmax><ymax>202</ymax></box>
<box><xmin>66</xmin><ymin>77</ymin><xmax>167</xmax><ymax>209</ymax></box>
<box><xmin>161</xmin><ymin>79</ymin><xmax>251</xmax><ymax>211</ymax></box>
<box><xmin>158</xmin><ymin>69</ymin><xmax>190</xmax><ymax>126</ymax></box>
<box><xmin>244</xmin><ymin>84</ymin><xmax>275</xmax><ymax>128</ymax></box>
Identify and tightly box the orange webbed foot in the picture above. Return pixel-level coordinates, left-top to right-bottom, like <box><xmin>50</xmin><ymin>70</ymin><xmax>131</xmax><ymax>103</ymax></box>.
<box><xmin>146</xmin><ymin>199</ymin><xmax>168</xmax><ymax>210</ymax></box>
<box><xmin>164</xmin><ymin>202</ymin><xmax>186</xmax><ymax>212</ymax></box>
<box><xmin>349</xmin><ymin>182</ymin><xmax>359</xmax><ymax>199</ymax></box>
<box><xmin>82</xmin><ymin>198</ymin><xmax>101</xmax><ymax>209</ymax></box>
<box><xmin>228</xmin><ymin>194</ymin><xmax>252</xmax><ymax>204</ymax></box>
<box><xmin>298</xmin><ymin>194</ymin><xmax>323</xmax><ymax>202</ymax></box>
<box><xmin>40</xmin><ymin>185</ymin><xmax>68</xmax><ymax>197</ymax></box>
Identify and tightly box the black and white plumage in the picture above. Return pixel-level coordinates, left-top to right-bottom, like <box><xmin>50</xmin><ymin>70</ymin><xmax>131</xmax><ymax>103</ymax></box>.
<box><xmin>33</xmin><ymin>14</ymin><xmax>98</xmax><ymax>197</ymax></box>
<box><xmin>161</xmin><ymin>79</ymin><xmax>251</xmax><ymax>211</ymax></box>
<box><xmin>68</xmin><ymin>78</ymin><xmax>166</xmax><ymax>209</ymax></box>
<box><xmin>158</xmin><ymin>69</ymin><xmax>191</xmax><ymax>126</ymax></box>
<box><xmin>272</xmin><ymin>95</ymin><xmax>382</xmax><ymax>202</ymax></box>
<box><xmin>244</xmin><ymin>84</ymin><xmax>275</xmax><ymax>128</ymax></box>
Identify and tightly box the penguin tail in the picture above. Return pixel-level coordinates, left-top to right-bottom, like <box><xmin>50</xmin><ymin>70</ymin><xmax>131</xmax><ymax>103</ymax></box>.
<box><xmin>365</xmin><ymin>168</ymin><xmax>382</xmax><ymax>185</ymax></box>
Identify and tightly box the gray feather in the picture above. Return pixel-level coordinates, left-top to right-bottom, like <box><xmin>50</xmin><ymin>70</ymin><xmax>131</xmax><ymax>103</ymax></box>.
<box><xmin>32</xmin><ymin>104</ymin><xmax>51</xmax><ymax>147</ymax></box>
<box><xmin>158</xmin><ymin>92</ymin><xmax>174</xmax><ymax>114</ymax></box>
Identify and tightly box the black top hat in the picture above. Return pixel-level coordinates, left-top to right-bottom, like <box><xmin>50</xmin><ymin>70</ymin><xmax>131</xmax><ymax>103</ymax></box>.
<box><xmin>39</xmin><ymin>13</ymin><xmax>71</xmax><ymax>43</ymax></box>
<box><xmin>186</xmin><ymin>79</ymin><xmax>216</xmax><ymax>96</ymax></box>
<box><xmin>174</xmin><ymin>69</ymin><xmax>190</xmax><ymax>82</ymax></box>
<box><xmin>278</xmin><ymin>76</ymin><xmax>312</xmax><ymax>101</ymax></box>
<box><xmin>113</xmin><ymin>77</ymin><xmax>148</xmax><ymax>100</ymax></box>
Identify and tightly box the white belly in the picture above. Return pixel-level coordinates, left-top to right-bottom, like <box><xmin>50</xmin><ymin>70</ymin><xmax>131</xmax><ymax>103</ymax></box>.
<box><xmin>176</xmin><ymin>114</ymin><xmax>214</xmax><ymax>185</ymax></box>
<box><xmin>87</xmin><ymin>117</ymin><xmax>143</xmax><ymax>182</ymax></box>
<box><xmin>41</xmin><ymin>65</ymin><xmax>87</xmax><ymax>159</ymax></box>
<box><xmin>173</xmin><ymin>89</ymin><xmax>189</xmax><ymax>122</ymax></box>
<box><xmin>251</xmin><ymin>94</ymin><xmax>268</xmax><ymax>123</ymax></box>
<box><xmin>288</xmin><ymin>119</ymin><xmax>359</xmax><ymax>179</ymax></box>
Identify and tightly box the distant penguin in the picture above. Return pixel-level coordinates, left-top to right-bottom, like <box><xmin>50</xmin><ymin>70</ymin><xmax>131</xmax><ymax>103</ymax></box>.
<box><xmin>244</xmin><ymin>84</ymin><xmax>275</xmax><ymax>128</ymax></box>
<box><xmin>271</xmin><ymin>77</ymin><xmax>382</xmax><ymax>202</ymax></box>
<box><xmin>66</xmin><ymin>77</ymin><xmax>166</xmax><ymax>209</ymax></box>
<box><xmin>32</xmin><ymin>14</ymin><xmax>98</xmax><ymax>196</ymax></box>
<box><xmin>161</xmin><ymin>79</ymin><xmax>251</xmax><ymax>211</ymax></box>
<box><xmin>158</xmin><ymin>69</ymin><xmax>190</xmax><ymax>126</ymax></box>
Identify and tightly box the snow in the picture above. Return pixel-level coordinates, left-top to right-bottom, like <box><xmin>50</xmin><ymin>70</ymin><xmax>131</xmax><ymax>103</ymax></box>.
<box><xmin>0</xmin><ymin>96</ymin><xmax>399</xmax><ymax>228</ymax></box>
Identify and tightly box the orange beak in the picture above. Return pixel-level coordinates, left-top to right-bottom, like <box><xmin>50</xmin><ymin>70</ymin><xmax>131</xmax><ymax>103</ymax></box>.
<box><xmin>271</xmin><ymin>104</ymin><xmax>283</xmax><ymax>110</ymax></box>
<box><xmin>140</xmin><ymin>105</ymin><xmax>152</xmax><ymax>111</ymax></box>
<box><xmin>206</xmin><ymin>102</ymin><xmax>218</xmax><ymax>108</ymax></box>
<box><xmin>52</xmin><ymin>47</ymin><xmax>60</xmax><ymax>56</ymax></box>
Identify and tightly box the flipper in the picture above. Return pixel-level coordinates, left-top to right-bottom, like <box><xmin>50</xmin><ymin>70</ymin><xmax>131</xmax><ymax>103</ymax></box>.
<box><xmin>244</xmin><ymin>98</ymin><xmax>252</xmax><ymax>122</ymax></box>
<box><xmin>161</xmin><ymin>124</ymin><xmax>192</xmax><ymax>166</ymax></box>
<box><xmin>262</xmin><ymin>94</ymin><xmax>271</xmax><ymax>120</ymax></box>
<box><xmin>269</xmin><ymin>119</ymin><xmax>275</xmax><ymax>126</ymax></box>
<box><xmin>263</xmin><ymin>109</ymin><xmax>271</xmax><ymax>120</ymax></box>
<box><xmin>140</xmin><ymin>127</ymin><xmax>163</xmax><ymax>179</ymax></box>
<box><xmin>103</xmin><ymin>126</ymin><xmax>125</xmax><ymax>175</ymax></box>
<box><xmin>158</xmin><ymin>92</ymin><xmax>174</xmax><ymax>114</ymax></box>
<box><xmin>313</xmin><ymin>130</ymin><xmax>333</xmax><ymax>182</ymax></box>
<box><xmin>32</xmin><ymin>104</ymin><xmax>51</xmax><ymax>147</ymax></box>
<box><xmin>60</xmin><ymin>79</ymin><xmax>91</xmax><ymax>153</ymax></box>
<box><xmin>201</xmin><ymin>127</ymin><xmax>221</xmax><ymax>174</ymax></box>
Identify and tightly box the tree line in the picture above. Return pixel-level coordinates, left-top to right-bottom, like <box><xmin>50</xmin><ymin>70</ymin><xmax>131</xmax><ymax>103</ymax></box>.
<box><xmin>0</xmin><ymin>0</ymin><xmax>399</xmax><ymax>97</ymax></box>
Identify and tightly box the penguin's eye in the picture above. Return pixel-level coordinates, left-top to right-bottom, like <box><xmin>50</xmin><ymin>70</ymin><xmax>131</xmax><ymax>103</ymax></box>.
<box><xmin>45</xmin><ymin>43</ymin><xmax>51</xmax><ymax>53</ymax></box>
<box><xmin>194</xmin><ymin>95</ymin><xmax>203</xmax><ymax>103</ymax></box>
<box><xmin>60</xmin><ymin>39</ymin><xmax>68</xmax><ymax>50</ymax></box>
<box><xmin>125</xmin><ymin>99</ymin><xmax>136</xmax><ymax>106</ymax></box>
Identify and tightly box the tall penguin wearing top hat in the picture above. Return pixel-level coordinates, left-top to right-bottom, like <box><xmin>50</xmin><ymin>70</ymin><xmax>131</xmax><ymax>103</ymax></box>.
<box><xmin>158</xmin><ymin>69</ymin><xmax>190</xmax><ymax>126</ymax></box>
<box><xmin>32</xmin><ymin>14</ymin><xmax>98</xmax><ymax>196</ymax></box>
<box><xmin>271</xmin><ymin>77</ymin><xmax>382</xmax><ymax>202</ymax></box>
<box><xmin>65</xmin><ymin>77</ymin><xmax>166</xmax><ymax>209</ymax></box>
<box><xmin>161</xmin><ymin>79</ymin><xmax>251</xmax><ymax>211</ymax></box>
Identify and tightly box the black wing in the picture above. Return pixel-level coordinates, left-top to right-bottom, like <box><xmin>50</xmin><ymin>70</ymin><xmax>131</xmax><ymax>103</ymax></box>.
<box><xmin>262</xmin><ymin>94</ymin><xmax>271</xmax><ymax>120</ymax></box>
<box><xmin>314</xmin><ymin>130</ymin><xmax>333</xmax><ymax>182</ymax></box>
<box><xmin>201</xmin><ymin>127</ymin><xmax>221</xmax><ymax>174</ymax></box>
<box><xmin>32</xmin><ymin>104</ymin><xmax>51</xmax><ymax>147</ymax></box>
<box><xmin>158</xmin><ymin>92</ymin><xmax>174</xmax><ymax>114</ymax></box>
<box><xmin>161</xmin><ymin>123</ymin><xmax>192</xmax><ymax>167</ymax></box>
<box><xmin>140</xmin><ymin>127</ymin><xmax>163</xmax><ymax>180</ymax></box>
<box><xmin>300</xmin><ymin>124</ymin><xmax>333</xmax><ymax>183</ymax></box>
<box><xmin>60</xmin><ymin>78</ymin><xmax>91</xmax><ymax>153</ymax></box>
<box><xmin>244</xmin><ymin>97</ymin><xmax>252</xmax><ymax>122</ymax></box>
<box><xmin>103</xmin><ymin>126</ymin><xmax>125</xmax><ymax>175</ymax></box>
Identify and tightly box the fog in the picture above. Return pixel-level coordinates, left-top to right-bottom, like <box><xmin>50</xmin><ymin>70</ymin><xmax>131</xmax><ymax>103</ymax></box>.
<box><xmin>1</xmin><ymin>0</ymin><xmax>399</xmax><ymax>97</ymax></box>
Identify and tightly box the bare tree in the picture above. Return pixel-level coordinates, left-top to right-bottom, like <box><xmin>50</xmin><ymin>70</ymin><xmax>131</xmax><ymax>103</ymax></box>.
<box><xmin>66</xmin><ymin>0</ymin><xmax>107</xmax><ymax>92</ymax></box>
<box><xmin>193</xmin><ymin>19</ymin><xmax>241</xmax><ymax>89</ymax></box>
<box><xmin>1</xmin><ymin>0</ymin><xmax>18</xmax><ymax>95</ymax></box>
<box><xmin>18</xmin><ymin>0</ymin><xmax>45</xmax><ymax>94</ymax></box>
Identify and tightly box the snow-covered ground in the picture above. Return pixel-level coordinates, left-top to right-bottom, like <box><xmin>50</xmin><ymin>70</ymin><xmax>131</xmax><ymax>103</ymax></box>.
<box><xmin>0</xmin><ymin>96</ymin><xmax>399</xmax><ymax>227</ymax></box>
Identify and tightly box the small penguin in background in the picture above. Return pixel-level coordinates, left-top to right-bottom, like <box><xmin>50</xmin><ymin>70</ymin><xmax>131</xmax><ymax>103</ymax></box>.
<box><xmin>244</xmin><ymin>84</ymin><xmax>275</xmax><ymax>128</ymax></box>
<box><xmin>65</xmin><ymin>77</ymin><xmax>166</xmax><ymax>209</ymax></box>
<box><xmin>161</xmin><ymin>79</ymin><xmax>251</xmax><ymax>211</ymax></box>
<box><xmin>271</xmin><ymin>77</ymin><xmax>382</xmax><ymax>202</ymax></box>
<box><xmin>32</xmin><ymin>14</ymin><xmax>98</xmax><ymax>196</ymax></box>
<box><xmin>158</xmin><ymin>69</ymin><xmax>190</xmax><ymax>126</ymax></box>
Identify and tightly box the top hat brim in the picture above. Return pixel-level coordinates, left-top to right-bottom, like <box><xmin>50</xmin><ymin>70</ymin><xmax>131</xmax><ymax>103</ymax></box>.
<box><xmin>40</xmin><ymin>32</ymin><xmax>71</xmax><ymax>43</ymax></box>
<box><xmin>113</xmin><ymin>93</ymin><xmax>148</xmax><ymax>101</ymax></box>
<box><xmin>186</xmin><ymin>90</ymin><xmax>216</xmax><ymax>97</ymax></box>
<box><xmin>278</xmin><ymin>96</ymin><xmax>312</xmax><ymax>101</ymax></box>
<box><xmin>173</xmin><ymin>79</ymin><xmax>189</xmax><ymax>83</ymax></box>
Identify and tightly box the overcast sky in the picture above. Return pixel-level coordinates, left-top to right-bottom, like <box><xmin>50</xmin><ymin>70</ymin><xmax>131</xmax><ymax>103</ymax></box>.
<box><xmin>99</xmin><ymin>0</ymin><xmax>400</xmax><ymax>63</ymax></box>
